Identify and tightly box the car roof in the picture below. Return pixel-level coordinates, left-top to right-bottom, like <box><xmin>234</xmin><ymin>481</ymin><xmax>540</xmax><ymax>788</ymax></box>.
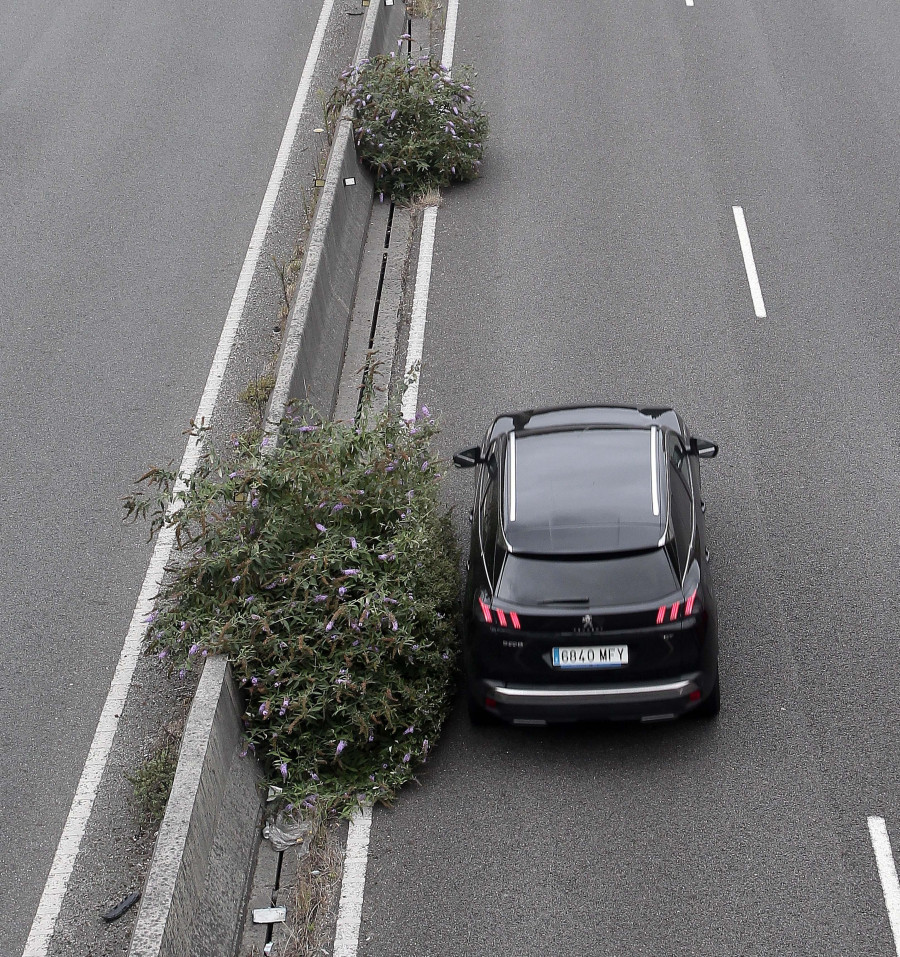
<box><xmin>501</xmin><ymin>424</ymin><xmax>668</xmax><ymax>555</ymax></box>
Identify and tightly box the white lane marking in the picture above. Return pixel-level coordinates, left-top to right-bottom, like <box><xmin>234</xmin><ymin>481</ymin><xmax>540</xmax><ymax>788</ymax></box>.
<box><xmin>732</xmin><ymin>205</ymin><xmax>767</xmax><ymax>318</ymax></box>
<box><xmin>686</xmin><ymin>0</ymin><xmax>694</xmax><ymax>7</ymax></box>
<box><xmin>869</xmin><ymin>816</ymin><xmax>900</xmax><ymax>954</ymax></box>
<box><xmin>333</xmin><ymin>807</ymin><xmax>374</xmax><ymax>957</ymax></box>
<box><xmin>342</xmin><ymin>7</ymin><xmax>462</xmax><ymax>956</ymax></box>
<box><xmin>401</xmin><ymin>0</ymin><xmax>461</xmax><ymax>418</ymax></box>
<box><xmin>400</xmin><ymin>205</ymin><xmax>438</xmax><ymax>419</ymax></box>
<box><xmin>20</xmin><ymin>1</ymin><xmax>338</xmax><ymax>953</ymax></box>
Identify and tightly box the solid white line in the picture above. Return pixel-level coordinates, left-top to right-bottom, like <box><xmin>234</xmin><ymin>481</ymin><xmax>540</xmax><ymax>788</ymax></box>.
<box><xmin>400</xmin><ymin>205</ymin><xmax>438</xmax><ymax>419</ymax></box>
<box><xmin>686</xmin><ymin>0</ymin><xmax>694</xmax><ymax>7</ymax></box>
<box><xmin>351</xmin><ymin>6</ymin><xmax>462</xmax><ymax>953</ymax></box>
<box><xmin>732</xmin><ymin>205</ymin><xmax>767</xmax><ymax>318</ymax></box>
<box><xmin>332</xmin><ymin>807</ymin><xmax>374</xmax><ymax>957</ymax></box>
<box><xmin>869</xmin><ymin>816</ymin><xmax>900</xmax><ymax>954</ymax></box>
<box><xmin>400</xmin><ymin>0</ymin><xmax>461</xmax><ymax>418</ymax></box>
<box><xmin>20</xmin><ymin>2</ymin><xmax>337</xmax><ymax>953</ymax></box>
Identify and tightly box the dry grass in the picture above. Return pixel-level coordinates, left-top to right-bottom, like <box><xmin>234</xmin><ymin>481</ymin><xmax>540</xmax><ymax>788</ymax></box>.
<box><xmin>275</xmin><ymin>817</ymin><xmax>345</xmax><ymax>957</ymax></box>
<box><xmin>410</xmin><ymin>187</ymin><xmax>444</xmax><ymax>210</ymax></box>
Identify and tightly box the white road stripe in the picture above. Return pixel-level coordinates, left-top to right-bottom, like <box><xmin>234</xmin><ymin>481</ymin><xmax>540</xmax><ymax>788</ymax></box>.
<box><xmin>20</xmin><ymin>1</ymin><xmax>337</xmax><ymax>953</ymax></box>
<box><xmin>400</xmin><ymin>205</ymin><xmax>438</xmax><ymax>420</ymax></box>
<box><xmin>732</xmin><ymin>205</ymin><xmax>767</xmax><ymax>318</ymax></box>
<box><xmin>869</xmin><ymin>816</ymin><xmax>900</xmax><ymax>955</ymax></box>
<box><xmin>332</xmin><ymin>807</ymin><xmax>374</xmax><ymax>957</ymax></box>
<box><xmin>340</xmin><ymin>6</ymin><xmax>463</xmax><ymax>955</ymax></box>
<box><xmin>401</xmin><ymin>0</ymin><xmax>461</xmax><ymax>419</ymax></box>
<box><xmin>686</xmin><ymin>0</ymin><xmax>694</xmax><ymax>6</ymax></box>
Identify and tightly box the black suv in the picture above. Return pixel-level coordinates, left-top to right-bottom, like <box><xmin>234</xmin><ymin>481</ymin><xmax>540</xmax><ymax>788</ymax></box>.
<box><xmin>453</xmin><ymin>405</ymin><xmax>720</xmax><ymax>725</ymax></box>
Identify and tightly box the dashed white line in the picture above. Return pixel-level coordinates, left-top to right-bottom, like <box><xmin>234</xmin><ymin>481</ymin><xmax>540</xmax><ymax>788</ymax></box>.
<box><xmin>20</xmin><ymin>1</ymin><xmax>338</xmax><ymax>953</ymax></box>
<box><xmin>686</xmin><ymin>0</ymin><xmax>694</xmax><ymax>6</ymax></box>
<box><xmin>869</xmin><ymin>816</ymin><xmax>900</xmax><ymax>955</ymax></box>
<box><xmin>732</xmin><ymin>205</ymin><xmax>767</xmax><ymax>318</ymax></box>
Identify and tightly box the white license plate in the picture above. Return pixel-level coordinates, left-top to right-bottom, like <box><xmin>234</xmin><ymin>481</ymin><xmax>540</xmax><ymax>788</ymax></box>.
<box><xmin>552</xmin><ymin>645</ymin><xmax>629</xmax><ymax>668</ymax></box>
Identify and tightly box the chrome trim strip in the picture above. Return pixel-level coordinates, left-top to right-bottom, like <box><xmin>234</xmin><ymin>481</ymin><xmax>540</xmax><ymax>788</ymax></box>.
<box><xmin>508</xmin><ymin>432</ymin><xmax>517</xmax><ymax>522</ymax></box>
<box><xmin>490</xmin><ymin>678</ymin><xmax>694</xmax><ymax>702</ymax></box>
<box><xmin>650</xmin><ymin>426</ymin><xmax>659</xmax><ymax>516</ymax></box>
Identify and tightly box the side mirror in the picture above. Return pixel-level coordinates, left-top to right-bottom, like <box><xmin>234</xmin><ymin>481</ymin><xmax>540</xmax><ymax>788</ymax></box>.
<box><xmin>689</xmin><ymin>437</ymin><xmax>719</xmax><ymax>459</ymax></box>
<box><xmin>453</xmin><ymin>446</ymin><xmax>482</xmax><ymax>469</ymax></box>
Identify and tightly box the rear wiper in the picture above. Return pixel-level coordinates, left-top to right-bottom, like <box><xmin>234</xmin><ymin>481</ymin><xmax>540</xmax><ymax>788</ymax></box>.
<box><xmin>538</xmin><ymin>598</ymin><xmax>590</xmax><ymax>606</ymax></box>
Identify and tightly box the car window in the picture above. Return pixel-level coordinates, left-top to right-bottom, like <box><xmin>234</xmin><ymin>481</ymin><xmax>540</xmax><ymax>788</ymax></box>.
<box><xmin>497</xmin><ymin>550</ymin><xmax>678</xmax><ymax>606</ymax></box>
<box><xmin>479</xmin><ymin>441</ymin><xmax>502</xmax><ymax>584</ymax></box>
<box><xmin>667</xmin><ymin>463</ymin><xmax>693</xmax><ymax>576</ymax></box>
<box><xmin>667</xmin><ymin>431</ymin><xmax>691</xmax><ymax>489</ymax></box>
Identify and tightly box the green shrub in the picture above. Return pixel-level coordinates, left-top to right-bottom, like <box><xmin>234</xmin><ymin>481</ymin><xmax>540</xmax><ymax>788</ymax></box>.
<box><xmin>328</xmin><ymin>50</ymin><xmax>488</xmax><ymax>202</ymax></box>
<box><xmin>125</xmin><ymin>402</ymin><xmax>459</xmax><ymax>814</ymax></box>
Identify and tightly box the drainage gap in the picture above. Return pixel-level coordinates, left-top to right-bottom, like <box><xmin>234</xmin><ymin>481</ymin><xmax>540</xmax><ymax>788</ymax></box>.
<box><xmin>357</xmin><ymin>201</ymin><xmax>396</xmax><ymax>418</ymax></box>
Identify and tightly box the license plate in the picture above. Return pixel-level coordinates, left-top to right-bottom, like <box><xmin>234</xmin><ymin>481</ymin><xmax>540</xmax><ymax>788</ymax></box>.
<box><xmin>552</xmin><ymin>645</ymin><xmax>629</xmax><ymax>668</ymax></box>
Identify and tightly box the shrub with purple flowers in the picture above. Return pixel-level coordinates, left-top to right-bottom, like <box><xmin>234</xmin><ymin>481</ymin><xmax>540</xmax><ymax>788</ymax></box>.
<box><xmin>328</xmin><ymin>53</ymin><xmax>488</xmax><ymax>202</ymax></box>
<box><xmin>124</xmin><ymin>401</ymin><xmax>458</xmax><ymax>815</ymax></box>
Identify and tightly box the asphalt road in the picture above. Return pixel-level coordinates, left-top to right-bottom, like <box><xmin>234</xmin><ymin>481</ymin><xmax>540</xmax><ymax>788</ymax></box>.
<box><xmin>360</xmin><ymin>1</ymin><xmax>900</xmax><ymax>954</ymax></box>
<box><xmin>0</xmin><ymin>2</ymin><xmax>330</xmax><ymax>951</ymax></box>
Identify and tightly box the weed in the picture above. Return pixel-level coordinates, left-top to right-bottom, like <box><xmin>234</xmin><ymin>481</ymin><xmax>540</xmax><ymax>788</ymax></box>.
<box><xmin>127</xmin><ymin>744</ymin><xmax>178</xmax><ymax>826</ymax></box>
<box><xmin>240</xmin><ymin>373</ymin><xmax>278</xmax><ymax>415</ymax></box>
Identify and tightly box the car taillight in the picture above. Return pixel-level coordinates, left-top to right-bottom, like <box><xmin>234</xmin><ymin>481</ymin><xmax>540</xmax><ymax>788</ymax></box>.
<box><xmin>657</xmin><ymin>588</ymin><xmax>699</xmax><ymax>624</ymax></box>
<box><xmin>477</xmin><ymin>599</ymin><xmax>521</xmax><ymax>629</ymax></box>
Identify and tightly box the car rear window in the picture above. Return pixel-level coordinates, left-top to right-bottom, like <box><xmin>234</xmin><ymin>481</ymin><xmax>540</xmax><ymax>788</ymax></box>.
<box><xmin>496</xmin><ymin>549</ymin><xmax>678</xmax><ymax>607</ymax></box>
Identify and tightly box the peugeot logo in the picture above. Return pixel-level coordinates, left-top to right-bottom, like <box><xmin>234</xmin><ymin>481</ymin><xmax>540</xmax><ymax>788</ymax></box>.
<box><xmin>577</xmin><ymin>614</ymin><xmax>601</xmax><ymax>633</ymax></box>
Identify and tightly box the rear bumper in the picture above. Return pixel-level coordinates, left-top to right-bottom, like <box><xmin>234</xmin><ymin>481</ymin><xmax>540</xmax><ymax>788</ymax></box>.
<box><xmin>473</xmin><ymin>671</ymin><xmax>711</xmax><ymax>723</ymax></box>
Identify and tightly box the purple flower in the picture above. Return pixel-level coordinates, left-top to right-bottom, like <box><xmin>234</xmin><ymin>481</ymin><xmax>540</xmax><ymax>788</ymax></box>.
<box><xmin>310</xmin><ymin>772</ymin><xmax>319</xmax><ymax>781</ymax></box>
<box><xmin>336</xmin><ymin>740</ymin><xmax>347</xmax><ymax>756</ymax></box>
<box><xmin>157</xmin><ymin>649</ymin><xmax>168</xmax><ymax>660</ymax></box>
<box><xmin>350</xmin><ymin>537</ymin><xmax>358</xmax><ymax>549</ymax></box>
<box><xmin>392</xmin><ymin>620</ymin><xmax>398</xmax><ymax>631</ymax></box>
<box><xmin>144</xmin><ymin>610</ymin><xmax>159</xmax><ymax>624</ymax></box>
<box><xmin>232</xmin><ymin>575</ymin><xmax>241</xmax><ymax>583</ymax></box>
<box><xmin>279</xmin><ymin>762</ymin><xmax>288</xmax><ymax>781</ymax></box>
<box><xmin>326</xmin><ymin>621</ymin><xmax>334</xmax><ymax>632</ymax></box>
<box><xmin>189</xmin><ymin>644</ymin><xmax>199</xmax><ymax>656</ymax></box>
<box><xmin>251</xmin><ymin>676</ymin><xmax>258</xmax><ymax>686</ymax></box>
<box><xmin>332</xmin><ymin>503</ymin><xmax>344</xmax><ymax>513</ymax></box>
<box><xmin>403</xmin><ymin>753</ymin><xmax>411</xmax><ymax>763</ymax></box>
<box><xmin>338</xmin><ymin>587</ymin><xmax>346</xmax><ymax>597</ymax></box>
<box><xmin>315</xmin><ymin>523</ymin><xmax>326</xmax><ymax>532</ymax></box>
<box><xmin>251</xmin><ymin>497</ymin><xmax>259</xmax><ymax>508</ymax></box>
<box><xmin>259</xmin><ymin>702</ymin><xmax>269</xmax><ymax>717</ymax></box>
<box><xmin>403</xmin><ymin>726</ymin><xmax>414</xmax><ymax>735</ymax></box>
<box><xmin>179</xmin><ymin>621</ymin><xmax>188</xmax><ymax>631</ymax></box>
<box><xmin>368</xmin><ymin>732</ymin><xmax>374</xmax><ymax>742</ymax></box>
<box><xmin>343</xmin><ymin>569</ymin><xmax>360</xmax><ymax>576</ymax></box>
<box><xmin>421</xmin><ymin>461</ymin><xmax>429</xmax><ymax>471</ymax></box>
<box><xmin>421</xmin><ymin>405</ymin><xmax>430</xmax><ymax>417</ymax></box>
<box><xmin>314</xmin><ymin>594</ymin><xmax>327</xmax><ymax>602</ymax></box>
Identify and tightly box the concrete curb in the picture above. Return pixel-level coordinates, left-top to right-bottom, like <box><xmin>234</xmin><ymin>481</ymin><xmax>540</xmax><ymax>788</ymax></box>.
<box><xmin>126</xmin><ymin>2</ymin><xmax>404</xmax><ymax>955</ymax></box>
<box><xmin>266</xmin><ymin>1</ymin><xmax>405</xmax><ymax>426</ymax></box>
<box><xmin>128</xmin><ymin>659</ymin><xmax>261</xmax><ymax>957</ymax></box>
